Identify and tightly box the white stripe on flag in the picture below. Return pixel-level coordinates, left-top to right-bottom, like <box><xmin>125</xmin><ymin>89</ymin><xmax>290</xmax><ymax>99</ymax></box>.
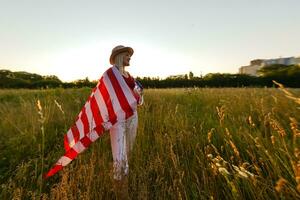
<box><xmin>73</xmin><ymin>141</ymin><xmax>85</xmax><ymax>154</ymax></box>
<box><xmin>57</xmin><ymin>156</ymin><xmax>72</xmax><ymax>166</ymax></box>
<box><xmin>76</xmin><ymin>119</ymin><xmax>85</xmax><ymax>139</ymax></box>
<box><xmin>67</xmin><ymin>129</ymin><xmax>75</xmax><ymax>148</ymax></box>
<box><xmin>89</xmin><ymin>130</ymin><xmax>100</xmax><ymax>142</ymax></box>
<box><xmin>85</xmin><ymin>101</ymin><xmax>95</xmax><ymax>130</ymax></box>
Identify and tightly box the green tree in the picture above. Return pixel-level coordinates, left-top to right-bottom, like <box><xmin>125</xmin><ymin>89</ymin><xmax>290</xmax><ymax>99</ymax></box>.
<box><xmin>257</xmin><ymin>64</ymin><xmax>289</xmax><ymax>77</ymax></box>
<box><xmin>188</xmin><ymin>71</ymin><xmax>194</xmax><ymax>79</ymax></box>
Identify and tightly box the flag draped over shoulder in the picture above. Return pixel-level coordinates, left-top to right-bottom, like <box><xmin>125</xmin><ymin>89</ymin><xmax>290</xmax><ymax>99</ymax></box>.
<box><xmin>45</xmin><ymin>66</ymin><xmax>138</xmax><ymax>178</ymax></box>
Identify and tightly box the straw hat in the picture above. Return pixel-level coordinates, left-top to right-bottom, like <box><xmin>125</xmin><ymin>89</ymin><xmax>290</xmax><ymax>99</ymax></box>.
<box><xmin>109</xmin><ymin>45</ymin><xmax>134</xmax><ymax>65</ymax></box>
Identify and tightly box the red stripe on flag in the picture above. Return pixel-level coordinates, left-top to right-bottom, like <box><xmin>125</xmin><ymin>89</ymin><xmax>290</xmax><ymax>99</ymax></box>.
<box><xmin>90</xmin><ymin>95</ymin><xmax>103</xmax><ymax>127</ymax></box>
<box><xmin>71</xmin><ymin>125</ymin><xmax>80</xmax><ymax>144</ymax></box>
<box><xmin>107</xmin><ymin>68</ymin><xmax>133</xmax><ymax>119</ymax></box>
<box><xmin>66</xmin><ymin>148</ymin><xmax>78</xmax><ymax>160</ymax></box>
<box><xmin>92</xmin><ymin>86</ymin><xmax>97</xmax><ymax>93</ymax></box>
<box><xmin>44</xmin><ymin>148</ymin><xmax>78</xmax><ymax>179</ymax></box>
<box><xmin>94</xmin><ymin>125</ymin><xmax>104</xmax><ymax>135</ymax></box>
<box><xmin>80</xmin><ymin>107</ymin><xmax>90</xmax><ymax>135</ymax></box>
<box><xmin>44</xmin><ymin>128</ymin><xmax>104</xmax><ymax>178</ymax></box>
<box><xmin>44</xmin><ymin>164</ymin><xmax>63</xmax><ymax>179</ymax></box>
<box><xmin>99</xmin><ymin>77</ymin><xmax>117</xmax><ymax>124</ymax></box>
<box><xmin>81</xmin><ymin>136</ymin><xmax>92</xmax><ymax>148</ymax></box>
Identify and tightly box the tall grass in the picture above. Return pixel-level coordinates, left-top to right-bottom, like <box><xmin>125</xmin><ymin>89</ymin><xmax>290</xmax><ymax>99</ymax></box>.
<box><xmin>0</xmin><ymin>87</ymin><xmax>299</xmax><ymax>199</ymax></box>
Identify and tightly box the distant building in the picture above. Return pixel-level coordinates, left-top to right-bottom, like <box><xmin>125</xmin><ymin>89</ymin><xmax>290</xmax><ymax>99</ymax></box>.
<box><xmin>262</xmin><ymin>57</ymin><xmax>297</xmax><ymax>66</ymax></box>
<box><xmin>239</xmin><ymin>59</ymin><xmax>264</xmax><ymax>76</ymax></box>
<box><xmin>294</xmin><ymin>56</ymin><xmax>300</xmax><ymax>64</ymax></box>
<box><xmin>239</xmin><ymin>56</ymin><xmax>300</xmax><ymax>76</ymax></box>
<box><xmin>239</xmin><ymin>65</ymin><xmax>261</xmax><ymax>76</ymax></box>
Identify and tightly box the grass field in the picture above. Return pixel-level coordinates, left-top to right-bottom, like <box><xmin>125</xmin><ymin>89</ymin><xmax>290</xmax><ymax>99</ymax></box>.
<box><xmin>0</xmin><ymin>87</ymin><xmax>300</xmax><ymax>199</ymax></box>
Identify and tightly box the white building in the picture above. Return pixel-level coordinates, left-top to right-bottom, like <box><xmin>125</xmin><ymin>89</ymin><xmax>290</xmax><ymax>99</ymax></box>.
<box><xmin>262</xmin><ymin>57</ymin><xmax>297</xmax><ymax>66</ymax></box>
<box><xmin>239</xmin><ymin>59</ymin><xmax>264</xmax><ymax>76</ymax></box>
<box><xmin>239</xmin><ymin>56</ymin><xmax>300</xmax><ymax>76</ymax></box>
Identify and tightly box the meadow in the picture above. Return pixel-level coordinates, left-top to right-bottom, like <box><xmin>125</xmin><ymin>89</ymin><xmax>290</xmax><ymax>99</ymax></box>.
<box><xmin>0</xmin><ymin>87</ymin><xmax>299</xmax><ymax>199</ymax></box>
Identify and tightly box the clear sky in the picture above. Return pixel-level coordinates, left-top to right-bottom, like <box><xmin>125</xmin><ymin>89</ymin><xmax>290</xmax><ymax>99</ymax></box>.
<box><xmin>1</xmin><ymin>0</ymin><xmax>300</xmax><ymax>81</ymax></box>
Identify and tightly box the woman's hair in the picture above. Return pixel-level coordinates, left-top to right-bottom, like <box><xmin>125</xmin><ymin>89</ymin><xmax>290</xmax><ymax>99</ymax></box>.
<box><xmin>114</xmin><ymin>52</ymin><xmax>127</xmax><ymax>67</ymax></box>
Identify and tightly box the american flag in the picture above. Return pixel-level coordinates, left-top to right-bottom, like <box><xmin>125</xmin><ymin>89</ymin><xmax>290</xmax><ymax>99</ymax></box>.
<box><xmin>45</xmin><ymin>66</ymin><xmax>138</xmax><ymax>178</ymax></box>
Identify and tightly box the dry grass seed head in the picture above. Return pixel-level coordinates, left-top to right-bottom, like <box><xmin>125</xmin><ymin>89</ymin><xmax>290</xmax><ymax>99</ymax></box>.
<box><xmin>289</xmin><ymin>117</ymin><xmax>300</xmax><ymax>138</ymax></box>
<box><xmin>54</xmin><ymin>99</ymin><xmax>65</xmax><ymax>114</ymax></box>
<box><xmin>229</xmin><ymin>140</ymin><xmax>240</xmax><ymax>158</ymax></box>
<box><xmin>247</xmin><ymin>116</ymin><xmax>256</xmax><ymax>127</ymax></box>
<box><xmin>271</xmin><ymin>136</ymin><xmax>276</xmax><ymax>145</ymax></box>
<box><xmin>207</xmin><ymin>128</ymin><xmax>215</xmax><ymax>143</ymax></box>
<box><xmin>273</xmin><ymin>80</ymin><xmax>300</xmax><ymax>105</ymax></box>
<box><xmin>275</xmin><ymin>177</ymin><xmax>288</xmax><ymax>193</ymax></box>
<box><xmin>270</xmin><ymin>118</ymin><xmax>286</xmax><ymax>137</ymax></box>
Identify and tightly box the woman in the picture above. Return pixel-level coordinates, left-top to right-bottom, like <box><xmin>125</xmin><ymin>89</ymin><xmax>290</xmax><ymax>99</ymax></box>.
<box><xmin>109</xmin><ymin>45</ymin><xmax>143</xmax><ymax>196</ymax></box>
<box><xmin>44</xmin><ymin>46</ymin><xmax>142</xmax><ymax>187</ymax></box>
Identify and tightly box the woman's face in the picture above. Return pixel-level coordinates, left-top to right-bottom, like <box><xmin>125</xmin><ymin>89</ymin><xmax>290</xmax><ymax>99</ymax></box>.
<box><xmin>123</xmin><ymin>52</ymin><xmax>131</xmax><ymax>66</ymax></box>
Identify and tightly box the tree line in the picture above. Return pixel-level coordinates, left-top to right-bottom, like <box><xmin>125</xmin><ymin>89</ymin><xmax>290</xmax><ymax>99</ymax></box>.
<box><xmin>0</xmin><ymin>64</ymin><xmax>299</xmax><ymax>89</ymax></box>
<box><xmin>0</xmin><ymin>70</ymin><xmax>96</xmax><ymax>89</ymax></box>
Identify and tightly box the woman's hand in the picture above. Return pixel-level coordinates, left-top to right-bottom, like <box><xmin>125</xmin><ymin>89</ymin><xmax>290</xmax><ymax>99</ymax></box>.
<box><xmin>134</xmin><ymin>81</ymin><xmax>143</xmax><ymax>105</ymax></box>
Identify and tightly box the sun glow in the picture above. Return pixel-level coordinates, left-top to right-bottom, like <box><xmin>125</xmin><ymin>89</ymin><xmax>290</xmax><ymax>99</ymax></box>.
<box><xmin>129</xmin><ymin>43</ymin><xmax>194</xmax><ymax>78</ymax></box>
<box><xmin>43</xmin><ymin>43</ymin><xmax>110</xmax><ymax>82</ymax></box>
<box><xmin>37</xmin><ymin>41</ymin><xmax>194</xmax><ymax>82</ymax></box>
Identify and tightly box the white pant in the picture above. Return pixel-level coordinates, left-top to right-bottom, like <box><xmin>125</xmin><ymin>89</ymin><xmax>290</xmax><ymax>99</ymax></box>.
<box><xmin>109</xmin><ymin>111</ymin><xmax>138</xmax><ymax>180</ymax></box>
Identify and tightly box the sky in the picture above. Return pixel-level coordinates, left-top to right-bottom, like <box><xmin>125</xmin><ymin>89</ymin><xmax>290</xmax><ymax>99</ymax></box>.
<box><xmin>0</xmin><ymin>0</ymin><xmax>300</xmax><ymax>82</ymax></box>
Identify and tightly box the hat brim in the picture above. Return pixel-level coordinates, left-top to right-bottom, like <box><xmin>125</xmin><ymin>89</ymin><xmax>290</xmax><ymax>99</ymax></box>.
<box><xmin>110</xmin><ymin>47</ymin><xmax>134</xmax><ymax>65</ymax></box>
